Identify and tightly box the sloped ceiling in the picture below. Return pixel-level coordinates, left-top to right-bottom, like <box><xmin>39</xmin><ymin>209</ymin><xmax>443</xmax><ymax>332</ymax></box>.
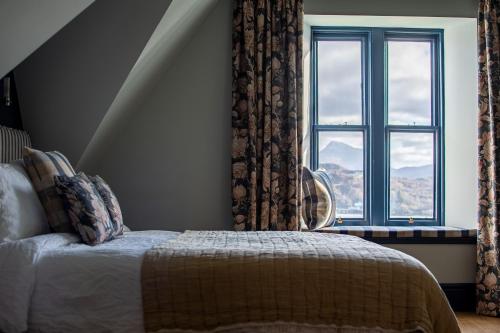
<box><xmin>0</xmin><ymin>0</ymin><xmax>95</xmax><ymax>78</ymax></box>
<box><xmin>78</xmin><ymin>0</ymin><xmax>219</xmax><ymax>170</ymax></box>
<box><xmin>14</xmin><ymin>0</ymin><xmax>173</xmax><ymax>163</ymax></box>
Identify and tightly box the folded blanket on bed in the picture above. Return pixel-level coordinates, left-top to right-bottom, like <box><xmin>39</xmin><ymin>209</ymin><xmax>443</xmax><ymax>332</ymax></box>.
<box><xmin>141</xmin><ymin>231</ymin><xmax>460</xmax><ymax>333</ymax></box>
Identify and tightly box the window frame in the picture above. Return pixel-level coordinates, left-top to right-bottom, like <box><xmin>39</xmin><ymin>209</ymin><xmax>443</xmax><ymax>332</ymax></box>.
<box><xmin>310</xmin><ymin>27</ymin><xmax>445</xmax><ymax>226</ymax></box>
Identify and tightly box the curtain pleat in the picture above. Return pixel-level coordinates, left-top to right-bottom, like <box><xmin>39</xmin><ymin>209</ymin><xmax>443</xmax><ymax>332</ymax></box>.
<box><xmin>232</xmin><ymin>0</ymin><xmax>303</xmax><ymax>231</ymax></box>
<box><xmin>477</xmin><ymin>0</ymin><xmax>500</xmax><ymax>317</ymax></box>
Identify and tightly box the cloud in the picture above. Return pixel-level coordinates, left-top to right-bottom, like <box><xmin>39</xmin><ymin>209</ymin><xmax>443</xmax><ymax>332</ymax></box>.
<box><xmin>317</xmin><ymin>40</ymin><xmax>363</xmax><ymax>124</ymax></box>
<box><xmin>390</xmin><ymin>133</ymin><xmax>433</xmax><ymax>168</ymax></box>
<box><xmin>387</xmin><ymin>41</ymin><xmax>432</xmax><ymax>125</ymax></box>
<box><xmin>316</xmin><ymin>40</ymin><xmax>433</xmax><ymax>126</ymax></box>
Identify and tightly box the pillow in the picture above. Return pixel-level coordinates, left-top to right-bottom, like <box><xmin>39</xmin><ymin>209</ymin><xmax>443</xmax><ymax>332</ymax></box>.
<box><xmin>55</xmin><ymin>173</ymin><xmax>116</xmax><ymax>245</ymax></box>
<box><xmin>0</xmin><ymin>126</ymin><xmax>32</xmax><ymax>163</ymax></box>
<box><xmin>301</xmin><ymin>167</ymin><xmax>336</xmax><ymax>230</ymax></box>
<box><xmin>22</xmin><ymin>147</ymin><xmax>76</xmax><ymax>232</ymax></box>
<box><xmin>88</xmin><ymin>175</ymin><xmax>123</xmax><ymax>237</ymax></box>
<box><xmin>0</xmin><ymin>161</ymin><xmax>49</xmax><ymax>241</ymax></box>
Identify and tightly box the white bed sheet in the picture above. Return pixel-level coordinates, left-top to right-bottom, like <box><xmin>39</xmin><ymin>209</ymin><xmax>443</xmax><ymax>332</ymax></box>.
<box><xmin>0</xmin><ymin>230</ymin><xmax>179</xmax><ymax>333</ymax></box>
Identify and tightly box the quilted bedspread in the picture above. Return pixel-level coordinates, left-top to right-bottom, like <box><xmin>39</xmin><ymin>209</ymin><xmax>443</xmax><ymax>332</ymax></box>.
<box><xmin>141</xmin><ymin>231</ymin><xmax>460</xmax><ymax>333</ymax></box>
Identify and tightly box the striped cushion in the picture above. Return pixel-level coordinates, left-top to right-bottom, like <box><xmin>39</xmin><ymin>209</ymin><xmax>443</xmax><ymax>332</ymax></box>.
<box><xmin>301</xmin><ymin>167</ymin><xmax>336</xmax><ymax>230</ymax></box>
<box><xmin>0</xmin><ymin>126</ymin><xmax>31</xmax><ymax>163</ymax></box>
<box><xmin>22</xmin><ymin>147</ymin><xmax>76</xmax><ymax>232</ymax></box>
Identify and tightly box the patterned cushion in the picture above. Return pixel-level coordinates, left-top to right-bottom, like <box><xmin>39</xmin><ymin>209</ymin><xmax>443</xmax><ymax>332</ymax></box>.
<box><xmin>55</xmin><ymin>173</ymin><xmax>115</xmax><ymax>245</ymax></box>
<box><xmin>22</xmin><ymin>147</ymin><xmax>76</xmax><ymax>232</ymax></box>
<box><xmin>301</xmin><ymin>167</ymin><xmax>336</xmax><ymax>230</ymax></box>
<box><xmin>88</xmin><ymin>175</ymin><xmax>123</xmax><ymax>237</ymax></box>
<box><xmin>0</xmin><ymin>126</ymin><xmax>32</xmax><ymax>163</ymax></box>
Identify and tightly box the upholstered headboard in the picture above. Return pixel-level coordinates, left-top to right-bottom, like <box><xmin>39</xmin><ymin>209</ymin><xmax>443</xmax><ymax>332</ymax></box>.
<box><xmin>0</xmin><ymin>72</ymin><xmax>31</xmax><ymax>162</ymax></box>
<box><xmin>0</xmin><ymin>126</ymin><xmax>31</xmax><ymax>162</ymax></box>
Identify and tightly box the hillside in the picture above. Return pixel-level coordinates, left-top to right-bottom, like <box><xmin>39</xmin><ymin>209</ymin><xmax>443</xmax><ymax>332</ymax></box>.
<box><xmin>319</xmin><ymin>162</ymin><xmax>433</xmax><ymax>218</ymax></box>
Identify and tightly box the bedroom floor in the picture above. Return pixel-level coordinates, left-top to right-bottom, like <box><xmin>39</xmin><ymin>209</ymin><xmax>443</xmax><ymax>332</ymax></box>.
<box><xmin>456</xmin><ymin>312</ymin><xmax>500</xmax><ymax>332</ymax></box>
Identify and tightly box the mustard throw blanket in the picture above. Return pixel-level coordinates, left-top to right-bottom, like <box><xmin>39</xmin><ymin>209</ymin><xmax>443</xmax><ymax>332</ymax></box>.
<box><xmin>141</xmin><ymin>231</ymin><xmax>460</xmax><ymax>333</ymax></box>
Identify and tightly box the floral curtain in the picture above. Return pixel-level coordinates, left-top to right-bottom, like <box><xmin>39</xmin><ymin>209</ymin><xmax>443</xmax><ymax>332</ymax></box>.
<box><xmin>232</xmin><ymin>0</ymin><xmax>303</xmax><ymax>231</ymax></box>
<box><xmin>477</xmin><ymin>0</ymin><xmax>500</xmax><ymax>317</ymax></box>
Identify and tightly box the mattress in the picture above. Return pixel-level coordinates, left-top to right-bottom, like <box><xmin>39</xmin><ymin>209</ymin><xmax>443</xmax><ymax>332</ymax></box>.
<box><xmin>0</xmin><ymin>230</ymin><xmax>180</xmax><ymax>333</ymax></box>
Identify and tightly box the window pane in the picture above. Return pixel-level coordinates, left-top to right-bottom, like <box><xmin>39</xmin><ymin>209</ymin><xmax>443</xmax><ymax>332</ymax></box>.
<box><xmin>390</xmin><ymin>132</ymin><xmax>434</xmax><ymax>218</ymax></box>
<box><xmin>387</xmin><ymin>40</ymin><xmax>432</xmax><ymax>125</ymax></box>
<box><xmin>318</xmin><ymin>131</ymin><xmax>364</xmax><ymax>218</ymax></box>
<box><xmin>318</xmin><ymin>40</ymin><xmax>363</xmax><ymax>125</ymax></box>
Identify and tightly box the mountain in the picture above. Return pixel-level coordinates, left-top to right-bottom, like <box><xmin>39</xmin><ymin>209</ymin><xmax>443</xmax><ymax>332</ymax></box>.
<box><xmin>319</xmin><ymin>140</ymin><xmax>433</xmax><ymax>178</ymax></box>
<box><xmin>319</xmin><ymin>141</ymin><xmax>363</xmax><ymax>170</ymax></box>
<box><xmin>391</xmin><ymin>165</ymin><xmax>433</xmax><ymax>179</ymax></box>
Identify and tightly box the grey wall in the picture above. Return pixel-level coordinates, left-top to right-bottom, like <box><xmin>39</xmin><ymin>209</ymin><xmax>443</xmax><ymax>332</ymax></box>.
<box><xmin>386</xmin><ymin>244</ymin><xmax>476</xmax><ymax>283</ymax></box>
<box><xmin>14</xmin><ymin>0</ymin><xmax>478</xmax><ymax>230</ymax></box>
<box><xmin>304</xmin><ymin>0</ymin><xmax>478</xmax><ymax>17</ymax></box>
<box><xmin>83</xmin><ymin>0</ymin><xmax>475</xmax><ymax>284</ymax></box>
<box><xmin>14</xmin><ymin>0</ymin><xmax>172</xmax><ymax>164</ymax></box>
<box><xmin>0</xmin><ymin>0</ymin><xmax>94</xmax><ymax>78</ymax></box>
<box><xmin>10</xmin><ymin>0</ymin><xmax>477</xmax><ymax>282</ymax></box>
<box><xmin>78</xmin><ymin>0</ymin><xmax>219</xmax><ymax>172</ymax></box>
<box><xmin>89</xmin><ymin>0</ymin><xmax>232</xmax><ymax>231</ymax></box>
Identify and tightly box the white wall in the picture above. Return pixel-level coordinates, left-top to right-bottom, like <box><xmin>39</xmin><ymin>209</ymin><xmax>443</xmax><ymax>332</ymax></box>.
<box><xmin>0</xmin><ymin>0</ymin><xmax>94</xmax><ymax>78</ymax></box>
<box><xmin>304</xmin><ymin>16</ymin><xmax>478</xmax><ymax>229</ymax></box>
<box><xmin>443</xmin><ymin>20</ymin><xmax>478</xmax><ymax>229</ymax></box>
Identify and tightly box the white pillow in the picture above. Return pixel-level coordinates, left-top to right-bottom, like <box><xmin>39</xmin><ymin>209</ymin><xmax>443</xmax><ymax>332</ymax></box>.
<box><xmin>0</xmin><ymin>161</ymin><xmax>49</xmax><ymax>241</ymax></box>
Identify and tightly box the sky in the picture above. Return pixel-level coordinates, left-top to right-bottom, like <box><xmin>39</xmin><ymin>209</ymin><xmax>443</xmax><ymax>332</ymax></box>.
<box><xmin>317</xmin><ymin>39</ymin><xmax>433</xmax><ymax>169</ymax></box>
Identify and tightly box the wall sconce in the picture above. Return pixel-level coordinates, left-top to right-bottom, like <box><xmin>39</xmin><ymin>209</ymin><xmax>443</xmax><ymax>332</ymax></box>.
<box><xmin>3</xmin><ymin>76</ymin><xmax>11</xmax><ymax>107</ymax></box>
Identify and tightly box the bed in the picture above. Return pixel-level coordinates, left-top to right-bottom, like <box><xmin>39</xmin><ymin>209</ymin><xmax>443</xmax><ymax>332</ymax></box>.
<box><xmin>0</xmin><ymin>230</ymin><xmax>460</xmax><ymax>333</ymax></box>
<box><xmin>0</xmin><ymin>230</ymin><xmax>179</xmax><ymax>333</ymax></box>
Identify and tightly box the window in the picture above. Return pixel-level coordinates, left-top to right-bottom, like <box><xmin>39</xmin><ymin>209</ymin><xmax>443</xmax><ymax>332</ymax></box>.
<box><xmin>311</xmin><ymin>27</ymin><xmax>444</xmax><ymax>226</ymax></box>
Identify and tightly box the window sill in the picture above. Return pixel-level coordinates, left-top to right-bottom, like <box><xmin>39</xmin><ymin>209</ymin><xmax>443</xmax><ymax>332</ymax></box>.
<box><xmin>310</xmin><ymin>226</ymin><xmax>477</xmax><ymax>244</ymax></box>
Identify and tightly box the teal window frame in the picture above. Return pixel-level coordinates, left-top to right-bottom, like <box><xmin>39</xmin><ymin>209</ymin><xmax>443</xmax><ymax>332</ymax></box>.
<box><xmin>310</xmin><ymin>27</ymin><xmax>445</xmax><ymax>226</ymax></box>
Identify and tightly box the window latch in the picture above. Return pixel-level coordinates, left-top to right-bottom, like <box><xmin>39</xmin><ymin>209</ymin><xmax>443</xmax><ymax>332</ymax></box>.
<box><xmin>408</xmin><ymin>217</ymin><xmax>415</xmax><ymax>224</ymax></box>
<box><xmin>337</xmin><ymin>217</ymin><xmax>343</xmax><ymax>224</ymax></box>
